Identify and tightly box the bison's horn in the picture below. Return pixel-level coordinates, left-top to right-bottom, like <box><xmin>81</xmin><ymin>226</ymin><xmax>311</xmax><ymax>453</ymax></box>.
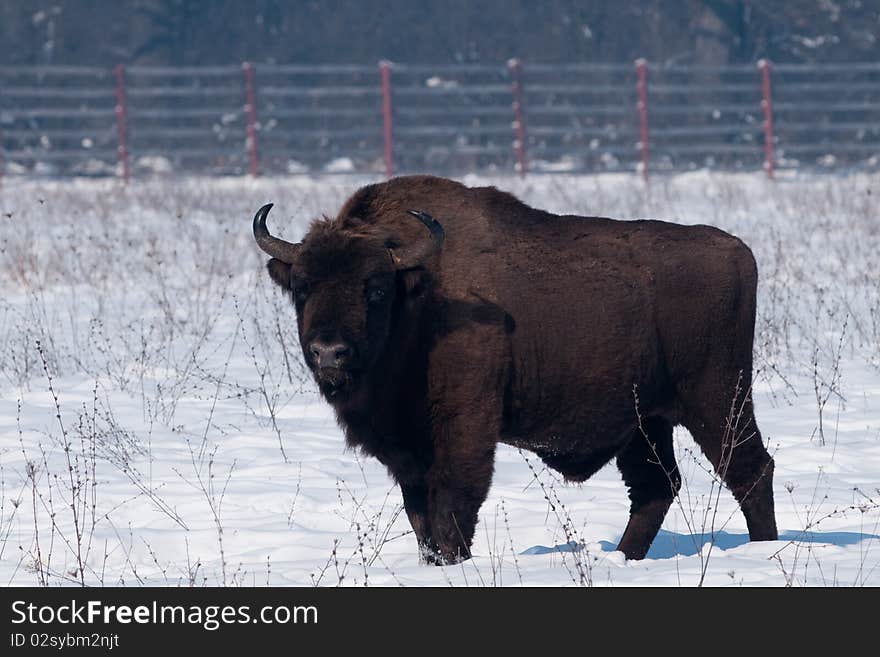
<box><xmin>252</xmin><ymin>203</ymin><xmax>301</xmax><ymax>263</ymax></box>
<box><xmin>389</xmin><ymin>210</ymin><xmax>445</xmax><ymax>269</ymax></box>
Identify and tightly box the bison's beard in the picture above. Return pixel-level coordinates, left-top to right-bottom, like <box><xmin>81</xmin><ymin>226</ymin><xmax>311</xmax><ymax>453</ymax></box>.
<box><xmin>314</xmin><ymin>367</ymin><xmax>355</xmax><ymax>400</ymax></box>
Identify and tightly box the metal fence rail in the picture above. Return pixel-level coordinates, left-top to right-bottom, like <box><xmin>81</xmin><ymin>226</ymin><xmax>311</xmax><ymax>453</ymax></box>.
<box><xmin>0</xmin><ymin>66</ymin><xmax>117</xmax><ymax>177</ymax></box>
<box><xmin>1</xmin><ymin>60</ymin><xmax>878</xmax><ymax>180</ymax></box>
<box><xmin>257</xmin><ymin>64</ymin><xmax>385</xmax><ymax>175</ymax></box>
<box><xmin>125</xmin><ymin>64</ymin><xmax>246</xmax><ymax>177</ymax></box>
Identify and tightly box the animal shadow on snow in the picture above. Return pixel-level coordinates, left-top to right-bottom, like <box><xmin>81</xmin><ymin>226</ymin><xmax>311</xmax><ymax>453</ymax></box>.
<box><xmin>521</xmin><ymin>530</ymin><xmax>879</xmax><ymax>560</ymax></box>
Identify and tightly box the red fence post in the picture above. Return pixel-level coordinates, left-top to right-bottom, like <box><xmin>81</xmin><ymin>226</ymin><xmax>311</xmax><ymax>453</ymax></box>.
<box><xmin>508</xmin><ymin>58</ymin><xmax>528</xmax><ymax>177</ymax></box>
<box><xmin>635</xmin><ymin>58</ymin><xmax>650</xmax><ymax>182</ymax></box>
<box><xmin>243</xmin><ymin>62</ymin><xmax>260</xmax><ymax>177</ymax></box>
<box><xmin>379</xmin><ymin>60</ymin><xmax>394</xmax><ymax>178</ymax></box>
<box><xmin>758</xmin><ymin>59</ymin><xmax>775</xmax><ymax>179</ymax></box>
<box><xmin>113</xmin><ymin>64</ymin><xmax>130</xmax><ymax>183</ymax></box>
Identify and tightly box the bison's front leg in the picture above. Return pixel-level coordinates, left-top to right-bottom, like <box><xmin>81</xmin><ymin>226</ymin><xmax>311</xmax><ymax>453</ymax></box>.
<box><xmin>422</xmin><ymin>326</ymin><xmax>504</xmax><ymax>564</ymax></box>
<box><xmin>400</xmin><ymin>483</ymin><xmax>439</xmax><ymax>564</ymax></box>
<box><xmin>424</xmin><ymin>419</ymin><xmax>497</xmax><ymax>564</ymax></box>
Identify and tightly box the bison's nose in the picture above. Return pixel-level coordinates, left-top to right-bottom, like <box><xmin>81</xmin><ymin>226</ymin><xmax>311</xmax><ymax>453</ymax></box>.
<box><xmin>309</xmin><ymin>340</ymin><xmax>352</xmax><ymax>369</ymax></box>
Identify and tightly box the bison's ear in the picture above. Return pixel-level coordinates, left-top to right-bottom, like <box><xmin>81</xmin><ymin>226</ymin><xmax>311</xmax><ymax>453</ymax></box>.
<box><xmin>266</xmin><ymin>258</ymin><xmax>291</xmax><ymax>289</ymax></box>
<box><xmin>387</xmin><ymin>210</ymin><xmax>445</xmax><ymax>270</ymax></box>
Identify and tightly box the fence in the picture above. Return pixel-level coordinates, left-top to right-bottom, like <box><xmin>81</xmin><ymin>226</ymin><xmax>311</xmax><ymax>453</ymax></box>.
<box><xmin>1</xmin><ymin>60</ymin><xmax>878</xmax><ymax>180</ymax></box>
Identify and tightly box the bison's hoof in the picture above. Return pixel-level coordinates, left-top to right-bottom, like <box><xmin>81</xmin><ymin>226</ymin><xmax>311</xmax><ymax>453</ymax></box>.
<box><xmin>419</xmin><ymin>544</ymin><xmax>471</xmax><ymax>566</ymax></box>
<box><xmin>418</xmin><ymin>545</ymin><xmax>445</xmax><ymax>566</ymax></box>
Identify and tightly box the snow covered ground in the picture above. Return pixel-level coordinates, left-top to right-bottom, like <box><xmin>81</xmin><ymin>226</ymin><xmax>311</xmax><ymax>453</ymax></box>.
<box><xmin>1</xmin><ymin>171</ymin><xmax>878</xmax><ymax>587</ymax></box>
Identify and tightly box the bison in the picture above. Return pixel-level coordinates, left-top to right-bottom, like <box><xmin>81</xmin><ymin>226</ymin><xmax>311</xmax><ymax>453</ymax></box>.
<box><xmin>252</xmin><ymin>175</ymin><xmax>777</xmax><ymax>563</ymax></box>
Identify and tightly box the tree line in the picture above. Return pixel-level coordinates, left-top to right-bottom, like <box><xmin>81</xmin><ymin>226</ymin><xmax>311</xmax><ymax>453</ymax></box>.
<box><xmin>2</xmin><ymin>0</ymin><xmax>878</xmax><ymax>68</ymax></box>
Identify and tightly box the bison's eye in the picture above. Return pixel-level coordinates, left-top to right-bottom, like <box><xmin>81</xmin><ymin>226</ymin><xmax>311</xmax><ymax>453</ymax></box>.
<box><xmin>366</xmin><ymin>287</ymin><xmax>387</xmax><ymax>304</ymax></box>
<box><xmin>292</xmin><ymin>281</ymin><xmax>310</xmax><ymax>303</ymax></box>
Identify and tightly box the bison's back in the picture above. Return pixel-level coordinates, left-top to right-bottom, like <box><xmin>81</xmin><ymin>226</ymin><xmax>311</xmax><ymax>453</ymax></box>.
<box><xmin>494</xmin><ymin>212</ymin><xmax>758</xmax><ymax>419</ymax></box>
<box><xmin>340</xmin><ymin>175</ymin><xmax>758</xmax><ymax>427</ymax></box>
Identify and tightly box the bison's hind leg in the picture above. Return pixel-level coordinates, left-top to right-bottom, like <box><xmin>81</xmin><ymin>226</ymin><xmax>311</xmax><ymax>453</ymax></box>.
<box><xmin>616</xmin><ymin>417</ymin><xmax>681</xmax><ymax>560</ymax></box>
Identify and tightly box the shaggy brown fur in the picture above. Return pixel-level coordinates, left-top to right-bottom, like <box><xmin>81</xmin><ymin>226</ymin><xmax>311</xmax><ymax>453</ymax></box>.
<box><xmin>255</xmin><ymin>175</ymin><xmax>778</xmax><ymax>563</ymax></box>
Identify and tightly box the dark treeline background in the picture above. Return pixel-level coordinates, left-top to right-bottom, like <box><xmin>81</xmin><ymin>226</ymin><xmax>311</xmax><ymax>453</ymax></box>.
<box><xmin>1</xmin><ymin>0</ymin><xmax>879</xmax><ymax>67</ymax></box>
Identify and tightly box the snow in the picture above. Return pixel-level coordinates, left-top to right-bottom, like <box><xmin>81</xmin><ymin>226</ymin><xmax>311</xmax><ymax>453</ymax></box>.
<box><xmin>323</xmin><ymin>158</ymin><xmax>355</xmax><ymax>173</ymax></box>
<box><xmin>135</xmin><ymin>156</ymin><xmax>174</xmax><ymax>175</ymax></box>
<box><xmin>1</xmin><ymin>170</ymin><xmax>878</xmax><ymax>587</ymax></box>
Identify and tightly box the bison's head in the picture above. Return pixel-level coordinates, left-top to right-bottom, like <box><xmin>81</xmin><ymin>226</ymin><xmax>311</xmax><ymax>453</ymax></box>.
<box><xmin>253</xmin><ymin>204</ymin><xmax>444</xmax><ymax>402</ymax></box>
